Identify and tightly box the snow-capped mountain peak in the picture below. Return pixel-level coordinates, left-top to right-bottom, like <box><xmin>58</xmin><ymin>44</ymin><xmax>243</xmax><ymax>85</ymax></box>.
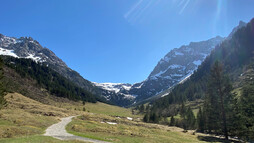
<box><xmin>93</xmin><ymin>82</ymin><xmax>132</xmax><ymax>93</ymax></box>
<box><xmin>0</xmin><ymin>34</ymin><xmax>65</xmax><ymax>64</ymax></box>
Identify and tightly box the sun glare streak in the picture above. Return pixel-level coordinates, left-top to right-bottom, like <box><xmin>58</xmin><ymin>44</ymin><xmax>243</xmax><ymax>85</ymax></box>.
<box><xmin>124</xmin><ymin>0</ymin><xmax>157</xmax><ymax>24</ymax></box>
<box><xmin>216</xmin><ymin>0</ymin><xmax>222</xmax><ymax>19</ymax></box>
<box><xmin>179</xmin><ymin>0</ymin><xmax>191</xmax><ymax>14</ymax></box>
<box><xmin>213</xmin><ymin>0</ymin><xmax>226</xmax><ymax>35</ymax></box>
<box><xmin>124</xmin><ymin>0</ymin><xmax>143</xmax><ymax>19</ymax></box>
<box><xmin>133</xmin><ymin>0</ymin><xmax>154</xmax><ymax>23</ymax></box>
<box><xmin>124</xmin><ymin>0</ymin><xmax>193</xmax><ymax>24</ymax></box>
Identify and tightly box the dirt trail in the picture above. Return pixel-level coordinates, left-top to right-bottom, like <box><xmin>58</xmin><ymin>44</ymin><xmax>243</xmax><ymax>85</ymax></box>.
<box><xmin>44</xmin><ymin>116</ymin><xmax>110</xmax><ymax>143</ymax></box>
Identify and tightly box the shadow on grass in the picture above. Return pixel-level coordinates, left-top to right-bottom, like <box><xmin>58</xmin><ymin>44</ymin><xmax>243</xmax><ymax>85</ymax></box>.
<box><xmin>197</xmin><ymin>136</ymin><xmax>241</xmax><ymax>143</ymax></box>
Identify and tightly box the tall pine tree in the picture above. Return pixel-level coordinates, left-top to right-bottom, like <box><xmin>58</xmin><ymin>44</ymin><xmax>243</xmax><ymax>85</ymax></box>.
<box><xmin>197</xmin><ymin>107</ymin><xmax>205</xmax><ymax>132</ymax></box>
<box><xmin>203</xmin><ymin>61</ymin><xmax>234</xmax><ymax>140</ymax></box>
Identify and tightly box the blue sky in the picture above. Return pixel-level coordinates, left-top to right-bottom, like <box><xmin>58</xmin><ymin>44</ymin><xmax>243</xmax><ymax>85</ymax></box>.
<box><xmin>1</xmin><ymin>0</ymin><xmax>254</xmax><ymax>84</ymax></box>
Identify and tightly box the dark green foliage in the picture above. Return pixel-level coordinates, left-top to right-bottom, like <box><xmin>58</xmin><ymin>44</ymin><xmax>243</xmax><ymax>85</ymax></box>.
<box><xmin>2</xmin><ymin>56</ymin><xmax>97</xmax><ymax>103</ymax></box>
<box><xmin>180</xmin><ymin>103</ymin><xmax>187</xmax><ymax>117</ymax></box>
<box><xmin>139</xmin><ymin>104</ymin><xmax>145</xmax><ymax>113</ymax></box>
<box><xmin>135</xmin><ymin>104</ymin><xmax>147</xmax><ymax>114</ymax></box>
<box><xmin>149</xmin><ymin>112</ymin><xmax>160</xmax><ymax>123</ymax></box>
<box><xmin>143</xmin><ymin>113</ymin><xmax>149</xmax><ymax>122</ymax></box>
<box><xmin>0</xmin><ymin>57</ymin><xmax>7</xmax><ymax>110</ymax></box>
<box><xmin>145</xmin><ymin>104</ymin><xmax>150</xmax><ymax>112</ymax></box>
<box><xmin>185</xmin><ymin>107</ymin><xmax>196</xmax><ymax>130</ymax></box>
<box><xmin>143</xmin><ymin>111</ymin><xmax>160</xmax><ymax>123</ymax></box>
<box><xmin>169</xmin><ymin>116</ymin><xmax>175</xmax><ymax>126</ymax></box>
<box><xmin>234</xmin><ymin>84</ymin><xmax>254</xmax><ymax>141</ymax></box>
<box><xmin>200</xmin><ymin>62</ymin><xmax>236</xmax><ymax>140</ymax></box>
<box><xmin>180</xmin><ymin>105</ymin><xmax>196</xmax><ymax>130</ymax></box>
<box><xmin>197</xmin><ymin>107</ymin><xmax>205</xmax><ymax>132</ymax></box>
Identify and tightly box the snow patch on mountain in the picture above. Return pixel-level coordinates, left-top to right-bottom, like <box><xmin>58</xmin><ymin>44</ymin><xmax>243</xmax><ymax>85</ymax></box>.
<box><xmin>93</xmin><ymin>83</ymin><xmax>122</xmax><ymax>93</ymax></box>
<box><xmin>24</xmin><ymin>53</ymin><xmax>42</xmax><ymax>62</ymax></box>
<box><xmin>174</xmin><ymin>51</ymin><xmax>184</xmax><ymax>56</ymax></box>
<box><xmin>0</xmin><ymin>47</ymin><xmax>19</xmax><ymax>58</ymax></box>
<box><xmin>193</xmin><ymin>60</ymin><xmax>202</xmax><ymax>66</ymax></box>
<box><xmin>93</xmin><ymin>82</ymin><xmax>135</xmax><ymax>100</ymax></box>
<box><xmin>135</xmin><ymin>82</ymin><xmax>144</xmax><ymax>89</ymax></box>
<box><xmin>179</xmin><ymin>73</ymin><xmax>192</xmax><ymax>84</ymax></box>
<box><xmin>150</xmin><ymin>64</ymin><xmax>185</xmax><ymax>80</ymax></box>
<box><xmin>0</xmin><ymin>47</ymin><xmax>43</xmax><ymax>63</ymax></box>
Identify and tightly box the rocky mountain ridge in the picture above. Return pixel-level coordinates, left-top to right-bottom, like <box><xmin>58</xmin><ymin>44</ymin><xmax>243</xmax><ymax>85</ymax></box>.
<box><xmin>0</xmin><ymin>34</ymin><xmax>100</xmax><ymax>97</ymax></box>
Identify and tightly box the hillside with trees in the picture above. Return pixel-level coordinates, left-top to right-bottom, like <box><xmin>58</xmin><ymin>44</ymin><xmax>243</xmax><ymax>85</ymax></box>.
<box><xmin>142</xmin><ymin>18</ymin><xmax>254</xmax><ymax>141</ymax></box>
<box><xmin>0</xmin><ymin>56</ymin><xmax>105</xmax><ymax>103</ymax></box>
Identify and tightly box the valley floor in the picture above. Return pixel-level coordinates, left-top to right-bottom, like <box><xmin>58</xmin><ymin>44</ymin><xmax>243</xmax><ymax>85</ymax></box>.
<box><xmin>0</xmin><ymin>93</ymin><xmax>233</xmax><ymax>143</ymax></box>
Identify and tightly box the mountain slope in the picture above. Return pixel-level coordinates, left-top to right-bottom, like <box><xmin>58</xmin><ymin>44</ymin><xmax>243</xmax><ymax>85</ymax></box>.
<box><xmin>1</xmin><ymin>56</ymin><xmax>99</xmax><ymax>103</ymax></box>
<box><xmin>149</xmin><ymin>18</ymin><xmax>254</xmax><ymax>116</ymax></box>
<box><xmin>0</xmin><ymin>34</ymin><xmax>99</xmax><ymax>96</ymax></box>
<box><xmin>131</xmin><ymin>36</ymin><xmax>224</xmax><ymax>102</ymax></box>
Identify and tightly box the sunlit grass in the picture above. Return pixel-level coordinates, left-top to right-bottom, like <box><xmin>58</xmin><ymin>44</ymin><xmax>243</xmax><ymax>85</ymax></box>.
<box><xmin>66</xmin><ymin>113</ymin><xmax>206</xmax><ymax>143</ymax></box>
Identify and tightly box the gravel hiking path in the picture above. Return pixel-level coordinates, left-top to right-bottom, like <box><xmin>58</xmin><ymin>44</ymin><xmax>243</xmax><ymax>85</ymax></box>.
<box><xmin>44</xmin><ymin>116</ymin><xmax>110</xmax><ymax>143</ymax></box>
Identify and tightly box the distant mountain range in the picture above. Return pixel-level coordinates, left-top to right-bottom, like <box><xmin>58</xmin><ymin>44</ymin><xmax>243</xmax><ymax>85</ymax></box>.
<box><xmin>0</xmin><ymin>21</ymin><xmax>247</xmax><ymax>107</ymax></box>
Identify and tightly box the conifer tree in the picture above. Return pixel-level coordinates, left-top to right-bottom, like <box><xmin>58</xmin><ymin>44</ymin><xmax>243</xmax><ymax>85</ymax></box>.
<box><xmin>197</xmin><ymin>107</ymin><xmax>205</xmax><ymax>132</ymax></box>
<box><xmin>203</xmin><ymin>61</ymin><xmax>234</xmax><ymax>140</ymax></box>
<box><xmin>140</xmin><ymin>104</ymin><xmax>145</xmax><ymax>113</ymax></box>
<box><xmin>187</xmin><ymin>107</ymin><xmax>196</xmax><ymax>129</ymax></box>
<box><xmin>170</xmin><ymin>116</ymin><xmax>175</xmax><ymax>126</ymax></box>
<box><xmin>143</xmin><ymin>113</ymin><xmax>150</xmax><ymax>122</ymax></box>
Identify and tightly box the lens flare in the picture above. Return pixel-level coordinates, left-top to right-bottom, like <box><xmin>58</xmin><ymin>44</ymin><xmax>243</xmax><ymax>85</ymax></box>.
<box><xmin>213</xmin><ymin>0</ymin><xmax>227</xmax><ymax>35</ymax></box>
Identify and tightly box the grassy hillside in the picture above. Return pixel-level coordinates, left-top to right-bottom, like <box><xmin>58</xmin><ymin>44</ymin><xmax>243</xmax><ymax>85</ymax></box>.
<box><xmin>0</xmin><ymin>93</ymin><xmax>85</xmax><ymax>142</ymax></box>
